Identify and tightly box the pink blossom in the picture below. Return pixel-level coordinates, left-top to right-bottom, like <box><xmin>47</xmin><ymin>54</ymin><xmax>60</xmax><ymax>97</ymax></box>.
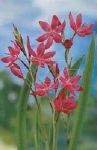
<box><xmin>59</xmin><ymin>68</ymin><xmax>83</xmax><ymax>96</ymax></box>
<box><xmin>1</xmin><ymin>41</ymin><xmax>20</xmax><ymax>67</ymax></box>
<box><xmin>69</xmin><ymin>12</ymin><xmax>94</xmax><ymax>37</ymax></box>
<box><xmin>54</xmin><ymin>91</ymin><xmax>77</xmax><ymax>114</ymax></box>
<box><xmin>27</xmin><ymin>36</ymin><xmax>56</xmax><ymax>68</ymax></box>
<box><xmin>30</xmin><ymin>77</ymin><xmax>58</xmax><ymax>96</ymax></box>
<box><xmin>36</xmin><ymin>15</ymin><xmax>66</xmax><ymax>49</ymax></box>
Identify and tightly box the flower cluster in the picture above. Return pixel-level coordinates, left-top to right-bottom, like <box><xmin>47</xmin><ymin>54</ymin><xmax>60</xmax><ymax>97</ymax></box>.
<box><xmin>1</xmin><ymin>12</ymin><xmax>94</xmax><ymax>115</ymax></box>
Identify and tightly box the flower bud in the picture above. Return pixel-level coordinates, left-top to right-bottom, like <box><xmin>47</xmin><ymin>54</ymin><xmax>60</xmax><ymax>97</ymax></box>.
<box><xmin>64</xmin><ymin>38</ymin><xmax>73</xmax><ymax>49</ymax></box>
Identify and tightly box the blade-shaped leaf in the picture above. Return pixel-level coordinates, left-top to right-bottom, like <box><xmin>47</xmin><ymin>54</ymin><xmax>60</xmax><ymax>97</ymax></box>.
<box><xmin>68</xmin><ymin>35</ymin><xmax>95</xmax><ymax>150</ymax></box>
<box><xmin>69</xmin><ymin>54</ymin><xmax>85</xmax><ymax>77</ymax></box>
<box><xmin>17</xmin><ymin>64</ymin><xmax>37</xmax><ymax>150</ymax></box>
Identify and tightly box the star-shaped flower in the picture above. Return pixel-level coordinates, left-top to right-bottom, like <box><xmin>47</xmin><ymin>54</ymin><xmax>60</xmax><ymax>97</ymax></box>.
<box><xmin>59</xmin><ymin>68</ymin><xmax>83</xmax><ymax>96</ymax></box>
<box><xmin>27</xmin><ymin>36</ymin><xmax>56</xmax><ymax>68</ymax></box>
<box><xmin>36</xmin><ymin>15</ymin><xmax>66</xmax><ymax>49</ymax></box>
<box><xmin>1</xmin><ymin>41</ymin><xmax>20</xmax><ymax>67</ymax></box>
<box><xmin>54</xmin><ymin>91</ymin><xmax>77</xmax><ymax>114</ymax></box>
<box><xmin>69</xmin><ymin>12</ymin><xmax>94</xmax><ymax>37</ymax></box>
<box><xmin>30</xmin><ymin>77</ymin><xmax>58</xmax><ymax>96</ymax></box>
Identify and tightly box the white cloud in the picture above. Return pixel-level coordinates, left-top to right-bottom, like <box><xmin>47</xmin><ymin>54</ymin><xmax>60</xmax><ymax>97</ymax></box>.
<box><xmin>0</xmin><ymin>1</ymin><xmax>30</xmax><ymax>26</ymax></box>
<box><xmin>33</xmin><ymin>0</ymin><xmax>97</xmax><ymax>17</ymax></box>
<box><xmin>28</xmin><ymin>0</ymin><xmax>97</xmax><ymax>29</ymax></box>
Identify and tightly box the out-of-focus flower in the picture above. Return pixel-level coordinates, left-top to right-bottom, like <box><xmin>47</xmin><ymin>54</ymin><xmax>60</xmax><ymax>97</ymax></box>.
<box><xmin>27</xmin><ymin>36</ymin><xmax>56</xmax><ymax>68</ymax></box>
<box><xmin>1</xmin><ymin>41</ymin><xmax>20</xmax><ymax>67</ymax></box>
<box><xmin>10</xmin><ymin>63</ymin><xmax>24</xmax><ymax>79</ymax></box>
<box><xmin>54</xmin><ymin>91</ymin><xmax>77</xmax><ymax>114</ymax></box>
<box><xmin>30</xmin><ymin>77</ymin><xmax>58</xmax><ymax>96</ymax></box>
<box><xmin>69</xmin><ymin>12</ymin><xmax>94</xmax><ymax>37</ymax></box>
<box><xmin>36</xmin><ymin>15</ymin><xmax>66</xmax><ymax>49</ymax></box>
<box><xmin>63</xmin><ymin>38</ymin><xmax>73</xmax><ymax>49</ymax></box>
<box><xmin>59</xmin><ymin>68</ymin><xmax>83</xmax><ymax>96</ymax></box>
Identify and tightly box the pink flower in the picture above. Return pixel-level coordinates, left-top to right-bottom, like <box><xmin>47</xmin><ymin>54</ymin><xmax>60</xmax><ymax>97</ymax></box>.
<box><xmin>30</xmin><ymin>77</ymin><xmax>58</xmax><ymax>96</ymax></box>
<box><xmin>27</xmin><ymin>36</ymin><xmax>56</xmax><ymax>68</ymax></box>
<box><xmin>36</xmin><ymin>15</ymin><xmax>66</xmax><ymax>49</ymax></box>
<box><xmin>59</xmin><ymin>68</ymin><xmax>83</xmax><ymax>96</ymax></box>
<box><xmin>69</xmin><ymin>12</ymin><xmax>94</xmax><ymax>37</ymax></box>
<box><xmin>1</xmin><ymin>41</ymin><xmax>20</xmax><ymax>67</ymax></box>
<box><xmin>10</xmin><ymin>63</ymin><xmax>24</xmax><ymax>79</ymax></box>
<box><xmin>54</xmin><ymin>91</ymin><xmax>77</xmax><ymax>114</ymax></box>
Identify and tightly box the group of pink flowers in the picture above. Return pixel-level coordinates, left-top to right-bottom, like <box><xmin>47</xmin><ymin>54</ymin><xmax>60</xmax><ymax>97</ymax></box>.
<box><xmin>1</xmin><ymin>12</ymin><xmax>94</xmax><ymax>114</ymax></box>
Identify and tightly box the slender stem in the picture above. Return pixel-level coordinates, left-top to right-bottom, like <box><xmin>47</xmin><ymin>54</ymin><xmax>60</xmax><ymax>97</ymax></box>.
<box><xmin>18</xmin><ymin>57</ymin><xmax>29</xmax><ymax>69</ymax></box>
<box><xmin>36</xmin><ymin>105</ymin><xmax>41</xmax><ymax>150</ymax></box>
<box><xmin>35</xmin><ymin>96</ymin><xmax>49</xmax><ymax>150</ymax></box>
<box><xmin>66</xmin><ymin>114</ymin><xmax>71</xmax><ymax>149</ymax></box>
<box><xmin>52</xmin><ymin>108</ymin><xmax>55</xmax><ymax>150</ymax></box>
<box><xmin>52</xmin><ymin>112</ymin><xmax>60</xmax><ymax>150</ymax></box>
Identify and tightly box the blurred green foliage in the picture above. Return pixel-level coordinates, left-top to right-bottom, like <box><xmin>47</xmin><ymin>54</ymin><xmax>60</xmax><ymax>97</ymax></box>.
<box><xmin>0</xmin><ymin>70</ymin><xmax>21</xmax><ymax>145</ymax></box>
<box><xmin>0</xmin><ymin>70</ymin><xmax>97</xmax><ymax>149</ymax></box>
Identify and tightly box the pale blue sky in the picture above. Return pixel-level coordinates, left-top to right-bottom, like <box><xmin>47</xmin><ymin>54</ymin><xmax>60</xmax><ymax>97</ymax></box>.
<box><xmin>0</xmin><ymin>0</ymin><xmax>97</xmax><ymax>94</ymax></box>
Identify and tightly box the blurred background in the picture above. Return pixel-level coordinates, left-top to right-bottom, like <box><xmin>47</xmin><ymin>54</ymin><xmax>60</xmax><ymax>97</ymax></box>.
<box><xmin>0</xmin><ymin>0</ymin><xmax>97</xmax><ymax>149</ymax></box>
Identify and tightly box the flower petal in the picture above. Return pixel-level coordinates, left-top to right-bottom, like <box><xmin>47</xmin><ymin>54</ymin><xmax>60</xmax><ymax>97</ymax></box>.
<box><xmin>44</xmin><ymin>77</ymin><xmax>51</xmax><ymax>86</ymax></box>
<box><xmin>56</xmin><ymin>21</ymin><xmax>66</xmax><ymax>33</ymax></box>
<box><xmin>76</xmin><ymin>13</ymin><xmax>82</xmax><ymax>29</ymax></box>
<box><xmin>45</xmin><ymin>36</ymin><xmax>53</xmax><ymax>49</ymax></box>
<box><xmin>35</xmin><ymin>83</ymin><xmax>45</xmax><ymax>89</ymax></box>
<box><xmin>42</xmin><ymin>51</ymin><xmax>56</xmax><ymax>59</ymax></box>
<box><xmin>37</xmin><ymin>43</ymin><xmax>45</xmax><ymax>57</ymax></box>
<box><xmin>1</xmin><ymin>56</ymin><xmax>11</xmax><ymax>63</ymax></box>
<box><xmin>27</xmin><ymin>36</ymin><xmax>36</xmax><ymax>57</ymax></box>
<box><xmin>63</xmin><ymin>68</ymin><xmax>69</xmax><ymax>79</ymax></box>
<box><xmin>44</xmin><ymin>60</ymin><xmax>56</xmax><ymax>65</ymax></box>
<box><xmin>53</xmin><ymin>33</ymin><xmax>61</xmax><ymax>43</ymax></box>
<box><xmin>70</xmin><ymin>76</ymin><xmax>81</xmax><ymax>83</ymax></box>
<box><xmin>69</xmin><ymin>12</ymin><xmax>76</xmax><ymax>31</ymax></box>
<box><xmin>39</xmin><ymin>21</ymin><xmax>50</xmax><ymax>32</ymax></box>
<box><xmin>36</xmin><ymin>33</ymin><xmax>49</xmax><ymax>42</ymax></box>
<box><xmin>51</xmin><ymin>15</ymin><xmax>59</xmax><ymax>29</ymax></box>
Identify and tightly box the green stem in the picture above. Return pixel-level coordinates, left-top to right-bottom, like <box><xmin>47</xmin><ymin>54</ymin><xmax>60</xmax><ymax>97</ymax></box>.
<box><xmin>35</xmin><ymin>97</ymin><xmax>49</xmax><ymax>150</ymax></box>
<box><xmin>66</xmin><ymin>114</ymin><xmax>71</xmax><ymax>149</ymax></box>
<box><xmin>36</xmin><ymin>105</ymin><xmax>41</xmax><ymax>150</ymax></box>
<box><xmin>52</xmin><ymin>110</ymin><xmax>56</xmax><ymax>150</ymax></box>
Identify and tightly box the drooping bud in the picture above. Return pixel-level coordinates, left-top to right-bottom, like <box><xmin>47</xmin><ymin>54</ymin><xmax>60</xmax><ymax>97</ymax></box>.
<box><xmin>10</xmin><ymin>63</ymin><xmax>24</xmax><ymax>79</ymax></box>
<box><xmin>64</xmin><ymin>38</ymin><xmax>73</xmax><ymax>50</ymax></box>
<box><xmin>63</xmin><ymin>38</ymin><xmax>73</xmax><ymax>50</ymax></box>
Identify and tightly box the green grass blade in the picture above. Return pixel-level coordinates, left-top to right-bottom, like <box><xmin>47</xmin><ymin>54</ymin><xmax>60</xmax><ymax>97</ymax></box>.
<box><xmin>17</xmin><ymin>64</ymin><xmax>37</xmax><ymax>150</ymax></box>
<box><xmin>68</xmin><ymin>35</ymin><xmax>95</xmax><ymax>150</ymax></box>
<box><xmin>69</xmin><ymin>54</ymin><xmax>85</xmax><ymax>77</ymax></box>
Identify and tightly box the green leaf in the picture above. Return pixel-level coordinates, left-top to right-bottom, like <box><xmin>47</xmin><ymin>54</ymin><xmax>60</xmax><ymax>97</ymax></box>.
<box><xmin>17</xmin><ymin>64</ymin><xmax>37</xmax><ymax>150</ymax></box>
<box><xmin>69</xmin><ymin>54</ymin><xmax>85</xmax><ymax>77</ymax></box>
<box><xmin>68</xmin><ymin>35</ymin><xmax>95</xmax><ymax>150</ymax></box>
